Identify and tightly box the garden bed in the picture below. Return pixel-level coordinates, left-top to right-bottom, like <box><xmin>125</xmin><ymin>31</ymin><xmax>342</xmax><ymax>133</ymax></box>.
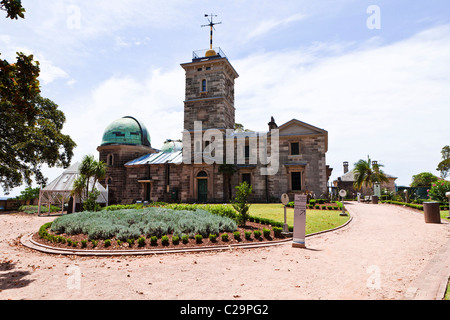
<box><xmin>34</xmin><ymin>207</ymin><xmax>287</xmax><ymax>251</ymax></box>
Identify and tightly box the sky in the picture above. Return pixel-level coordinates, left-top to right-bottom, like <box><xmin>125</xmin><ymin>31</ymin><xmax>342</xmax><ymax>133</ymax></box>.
<box><xmin>1</xmin><ymin>0</ymin><xmax>450</xmax><ymax>198</ymax></box>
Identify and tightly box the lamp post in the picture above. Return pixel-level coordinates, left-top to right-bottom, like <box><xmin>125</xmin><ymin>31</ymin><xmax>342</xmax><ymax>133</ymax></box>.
<box><xmin>339</xmin><ymin>189</ymin><xmax>348</xmax><ymax>216</ymax></box>
<box><xmin>404</xmin><ymin>189</ymin><xmax>408</xmax><ymax>203</ymax></box>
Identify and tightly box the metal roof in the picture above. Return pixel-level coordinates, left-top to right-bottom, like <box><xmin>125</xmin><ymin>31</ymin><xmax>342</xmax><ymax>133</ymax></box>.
<box><xmin>125</xmin><ymin>151</ymin><xmax>183</xmax><ymax>166</ymax></box>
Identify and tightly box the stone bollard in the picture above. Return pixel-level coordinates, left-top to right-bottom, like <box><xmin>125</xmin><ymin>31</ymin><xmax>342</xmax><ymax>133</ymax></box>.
<box><xmin>423</xmin><ymin>202</ymin><xmax>441</xmax><ymax>224</ymax></box>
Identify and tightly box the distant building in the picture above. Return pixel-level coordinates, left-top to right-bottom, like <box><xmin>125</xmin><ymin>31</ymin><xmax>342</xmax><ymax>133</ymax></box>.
<box><xmin>333</xmin><ymin>161</ymin><xmax>397</xmax><ymax>197</ymax></box>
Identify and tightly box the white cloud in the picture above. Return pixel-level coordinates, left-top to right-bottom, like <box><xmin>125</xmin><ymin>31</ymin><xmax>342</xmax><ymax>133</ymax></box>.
<box><xmin>62</xmin><ymin>65</ymin><xmax>185</xmax><ymax>164</ymax></box>
<box><xmin>234</xmin><ymin>24</ymin><xmax>450</xmax><ymax>186</ymax></box>
<box><xmin>247</xmin><ymin>13</ymin><xmax>306</xmax><ymax>40</ymax></box>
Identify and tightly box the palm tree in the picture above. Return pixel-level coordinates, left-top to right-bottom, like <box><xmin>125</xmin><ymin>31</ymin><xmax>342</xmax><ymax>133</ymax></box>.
<box><xmin>353</xmin><ymin>156</ymin><xmax>389</xmax><ymax>190</ymax></box>
<box><xmin>78</xmin><ymin>155</ymin><xmax>106</xmax><ymax>195</ymax></box>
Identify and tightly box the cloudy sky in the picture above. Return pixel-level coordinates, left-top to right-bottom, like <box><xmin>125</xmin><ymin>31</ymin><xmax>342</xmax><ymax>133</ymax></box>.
<box><xmin>1</xmin><ymin>0</ymin><xmax>450</xmax><ymax>197</ymax></box>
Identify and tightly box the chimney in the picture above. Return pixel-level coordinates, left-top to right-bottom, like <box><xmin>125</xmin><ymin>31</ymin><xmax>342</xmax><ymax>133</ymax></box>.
<box><xmin>268</xmin><ymin>116</ymin><xmax>278</xmax><ymax>131</ymax></box>
<box><xmin>343</xmin><ymin>161</ymin><xmax>349</xmax><ymax>174</ymax></box>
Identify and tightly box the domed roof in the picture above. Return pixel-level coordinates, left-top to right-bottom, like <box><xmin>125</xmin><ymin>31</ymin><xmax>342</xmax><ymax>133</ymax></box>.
<box><xmin>101</xmin><ymin>116</ymin><xmax>151</xmax><ymax>147</ymax></box>
<box><xmin>160</xmin><ymin>139</ymin><xmax>183</xmax><ymax>153</ymax></box>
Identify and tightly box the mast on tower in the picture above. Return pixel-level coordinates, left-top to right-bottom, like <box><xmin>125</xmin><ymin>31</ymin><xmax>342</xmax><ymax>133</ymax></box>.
<box><xmin>202</xmin><ymin>13</ymin><xmax>222</xmax><ymax>51</ymax></box>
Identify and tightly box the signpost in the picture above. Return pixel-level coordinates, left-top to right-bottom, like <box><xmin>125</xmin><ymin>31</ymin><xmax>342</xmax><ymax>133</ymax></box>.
<box><xmin>281</xmin><ymin>193</ymin><xmax>290</xmax><ymax>233</ymax></box>
<box><xmin>292</xmin><ymin>194</ymin><xmax>307</xmax><ymax>248</ymax></box>
<box><xmin>339</xmin><ymin>189</ymin><xmax>348</xmax><ymax>217</ymax></box>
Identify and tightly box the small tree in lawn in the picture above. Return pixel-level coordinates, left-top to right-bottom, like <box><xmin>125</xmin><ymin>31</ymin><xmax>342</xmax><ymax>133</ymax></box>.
<box><xmin>232</xmin><ymin>181</ymin><xmax>253</xmax><ymax>226</ymax></box>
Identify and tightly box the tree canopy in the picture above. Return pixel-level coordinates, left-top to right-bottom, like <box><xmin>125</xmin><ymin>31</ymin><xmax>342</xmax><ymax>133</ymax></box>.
<box><xmin>0</xmin><ymin>2</ymin><xmax>76</xmax><ymax>194</ymax></box>
<box><xmin>437</xmin><ymin>145</ymin><xmax>450</xmax><ymax>179</ymax></box>
<box><xmin>410</xmin><ymin>172</ymin><xmax>439</xmax><ymax>187</ymax></box>
<box><xmin>0</xmin><ymin>0</ymin><xmax>25</xmax><ymax>19</ymax></box>
<box><xmin>353</xmin><ymin>156</ymin><xmax>389</xmax><ymax>190</ymax></box>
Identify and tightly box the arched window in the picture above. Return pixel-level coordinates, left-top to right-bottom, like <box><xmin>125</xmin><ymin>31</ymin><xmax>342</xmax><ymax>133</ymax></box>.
<box><xmin>201</xmin><ymin>79</ymin><xmax>207</xmax><ymax>92</ymax></box>
<box><xmin>107</xmin><ymin>154</ymin><xmax>114</xmax><ymax>166</ymax></box>
<box><xmin>197</xmin><ymin>171</ymin><xmax>208</xmax><ymax>178</ymax></box>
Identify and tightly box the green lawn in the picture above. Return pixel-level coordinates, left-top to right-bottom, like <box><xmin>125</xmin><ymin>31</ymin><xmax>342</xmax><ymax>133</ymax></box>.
<box><xmin>248</xmin><ymin>204</ymin><xmax>350</xmax><ymax>235</ymax></box>
<box><xmin>441</xmin><ymin>211</ymin><xmax>450</xmax><ymax>221</ymax></box>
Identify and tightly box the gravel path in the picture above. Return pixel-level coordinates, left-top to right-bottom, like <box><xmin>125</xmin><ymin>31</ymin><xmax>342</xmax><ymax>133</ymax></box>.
<box><xmin>0</xmin><ymin>202</ymin><xmax>449</xmax><ymax>300</ymax></box>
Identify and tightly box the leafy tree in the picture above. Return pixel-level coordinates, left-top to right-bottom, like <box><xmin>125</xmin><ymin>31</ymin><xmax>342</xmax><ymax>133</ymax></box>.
<box><xmin>353</xmin><ymin>156</ymin><xmax>389</xmax><ymax>190</ymax></box>
<box><xmin>16</xmin><ymin>186</ymin><xmax>40</xmax><ymax>201</ymax></box>
<box><xmin>1</xmin><ymin>0</ymin><xmax>25</xmax><ymax>19</ymax></box>
<box><xmin>232</xmin><ymin>181</ymin><xmax>253</xmax><ymax>226</ymax></box>
<box><xmin>0</xmin><ymin>2</ymin><xmax>76</xmax><ymax>194</ymax></box>
<box><xmin>410</xmin><ymin>172</ymin><xmax>439</xmax><ymax>187</ymax></box>
<box><xmin>437</xmin><ymin>146</ymin><xmax>450</xmax><ymax>179</ymax></box>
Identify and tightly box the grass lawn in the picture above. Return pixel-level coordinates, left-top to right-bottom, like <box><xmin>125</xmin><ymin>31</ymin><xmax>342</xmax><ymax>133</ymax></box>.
<box><xmin>248</xmin><ymin>203</ymin><xmax>350</xmax><ymax>235</ymax></box>
<box><xmin>441</xmin><ymin>211</ymin><xmax>450</xmax><ymax>221</ymax></box>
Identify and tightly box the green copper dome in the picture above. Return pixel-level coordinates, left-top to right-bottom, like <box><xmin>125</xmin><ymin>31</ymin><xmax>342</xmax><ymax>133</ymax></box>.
<box><xmin>101</xmin><ymin>116</ymin><xmax>151</xmax><ymax>147</ymax></box>
<box><xmin>160</xmin><ymin>139</ymin><xmax>183</xmax><ymax>153</ymax></box>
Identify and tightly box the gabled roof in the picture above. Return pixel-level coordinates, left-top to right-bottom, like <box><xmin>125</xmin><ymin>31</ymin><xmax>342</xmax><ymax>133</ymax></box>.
<box><xmin>277</xmin><ymin>119</ymin><xmax>328</xmax><ymax>152</ymax></box>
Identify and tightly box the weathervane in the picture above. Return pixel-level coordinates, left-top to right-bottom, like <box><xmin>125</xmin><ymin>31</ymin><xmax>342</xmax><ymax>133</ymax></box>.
<box><xmin>202</xmin><ymin>14</ymin><xmax>222</xmax><ymax>50</ymax></box>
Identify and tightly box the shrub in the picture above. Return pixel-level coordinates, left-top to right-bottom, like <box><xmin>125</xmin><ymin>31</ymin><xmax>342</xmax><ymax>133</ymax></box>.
<box><xmin>232</xmin><ymin>181</ymin><xmax>253</xmax><ymax>226</ymax></box>
<box><xmin>91</xmin><ymin>239</ymin><xmax>98</xmax><ymax>247</ymax></box>
<box><xmin>263</xmin><ymin>228</ymin><xmax>271</xmax><ymax>238</ymax></box>
<box><xmin>150</xmin><ymin>236</ymin><xmax>158</xmax><ymax>246</ymax></box>
<box><xmin>161</xmin><ymin>235</ymin><xmax>169</xmax><ymax>246</ymax></box>
<box><xmin>127</xmin><ymin>238</ymin><xmax>135</xmax><ymax>247</ymax></box>
<box><xmin>172</xmin><ymin>235</ymin><xmax>180</xmax><ymax>245</ymax></box>
<box><xmin>195</xmin><ymin>234</ymin><xmax>203</xmax><ymax>244</ymax></box>
<box><xmin>273</xmin><ymin>227</ymin><xmax>283</xmax><ymax>238</ymax></box>
<box><xmin>309</xmin><ymin>199</ymin><xmax>316</xmax><ymax>206</ymax></box>
<box><xmin>50</xmin><ymin>207</ymin><xmax>237</xmax><ymax>241</ymax></box>
<box><xmin>138</xmin><ymin>237</ymin><xmax>146</xmax><ymax>247</ymax></box>
<box><xmin>104</xmin><ymin>239</ymin><xmax>111</xmax><ymax>248</ymax></box>
<box><xmin>315</xmin><ymin>205</ymin><xmax>320</xmax><ymax>209</ymax></box>
<box><xmin>20</xmin><ymin>205</ymin><xmax>61</xmax><ymax>214</ymax></box>
<box><xmin>81</xmin><ymin>240</ymin><xmax>87</xmax><ymax>248</ymax></box>
<box><xmin>327</xmin><ymin>206</ymin><xmax>333</xmax><ymax>210</ymax></box>
<box><xmin>244</xmin><ymin>231</ymin><xmax>252</xmax><ymax>240</ymax></box>
<box><xmin>181</xmin><ymin>234</ymin><xmax>189</xmax><ymax>244</ymax></box>
<box><xmin>321</xmin><ymin>206</ymin><xmax>327</xmax><ymax>210</ymax></box>
<box><xmin>209</xmin><ymin>234</ymin><xmax>217</xmax><ymax>242</ymax></box>
<box><xmin>221</xmin><ymin>233</ymin><xmax>229</xmax><ymax>242</ymax></box>
<box><xmin>233</xmin><ymin>231</ymin><xmax>241</xmax><ymax>241</ymax></box>
<box><xmin>309</xmin><ymin>205</ymin><xmax>314</xmax><ymax>209</ymax></box>
<box><xmin>116</xmin><ymin>239</ymin><xmax>122</xmax><ymax>246</ymax></box>
<box><xmin>428</xmin><ymin>180</ymin><xmax>450</xmax><ymax>202</ymax></box>
<box><xmin>253</xmin><ymin>230</ymin><xmax>262</xmax><ymax>239</ymax></box>
<box><xmin>82</xmin><ymin>189</ymin><xmax>102</xmax><ymax>212</ymax></box>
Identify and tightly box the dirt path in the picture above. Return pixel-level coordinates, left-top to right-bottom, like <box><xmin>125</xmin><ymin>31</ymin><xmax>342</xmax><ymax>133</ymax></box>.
<box><xmin>1</xmin><ymin>202</ymin><xmax>449</xmax><ymax>300</ymax></box>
